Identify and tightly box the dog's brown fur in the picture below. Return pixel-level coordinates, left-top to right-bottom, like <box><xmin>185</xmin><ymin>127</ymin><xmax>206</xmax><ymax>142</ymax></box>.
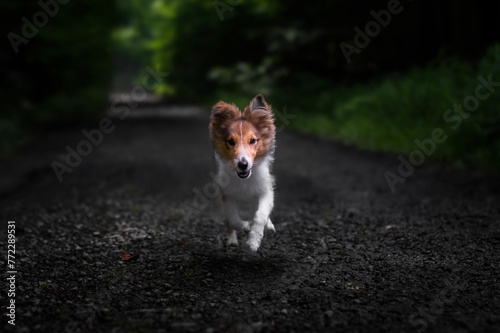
<box><xmin>209</xmin><ymin>94</ymin><xmax>276</xmax><ymax>169</ymax></box>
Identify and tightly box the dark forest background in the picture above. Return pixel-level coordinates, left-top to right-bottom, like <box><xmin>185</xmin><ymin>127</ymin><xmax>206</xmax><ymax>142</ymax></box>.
<box><xmin>1</xmin><ymin>0</ymin><xmax>499</xmax><ymax>168</ymax></box>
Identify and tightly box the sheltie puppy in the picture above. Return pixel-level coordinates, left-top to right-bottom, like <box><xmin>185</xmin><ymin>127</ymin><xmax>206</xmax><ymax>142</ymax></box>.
<box><xmin>209</xmin><ymin>94</ymin><xmax>276</xmax><ymax>252</ymax></box>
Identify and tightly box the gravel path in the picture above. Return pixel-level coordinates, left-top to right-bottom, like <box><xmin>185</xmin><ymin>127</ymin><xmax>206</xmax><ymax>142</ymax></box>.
<box><xmin>1</xmin><ymin>105</ymin><xmax>499</xmax><ymax>333</ymax></box>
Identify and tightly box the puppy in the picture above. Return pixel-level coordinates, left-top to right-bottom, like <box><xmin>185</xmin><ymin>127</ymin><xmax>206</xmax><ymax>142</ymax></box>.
<box><xmin>209</xmin><ymin>94</ymin><xmax>276</xmax><ymax>252</ymax></box>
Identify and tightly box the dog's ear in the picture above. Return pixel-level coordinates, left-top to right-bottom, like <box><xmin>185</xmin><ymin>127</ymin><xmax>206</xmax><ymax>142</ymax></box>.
<box><xmin>243</xmin><ymin>95</ymin><xmax>275</xmax><ymax>138</ymax></box>
<box><xmin>249</xmin><ymin>94</ymin><xmax>269</xmax><ymax>111</ymax></box>
<box><xmin>210</xmin><ymin>101</ymin><xmax>240</xmax><ymax>122</ymax></box>
<box><xmin>210</xmin><ymin>101</ymin><xmax>241</xmax><ymax>142</ymax></box>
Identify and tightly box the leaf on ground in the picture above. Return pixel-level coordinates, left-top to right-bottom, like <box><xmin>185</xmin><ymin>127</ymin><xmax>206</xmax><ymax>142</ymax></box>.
<box><xmin>120</xmin><ymin>250</ymin><xmax>136</xmax><ymax>261</ymax></box>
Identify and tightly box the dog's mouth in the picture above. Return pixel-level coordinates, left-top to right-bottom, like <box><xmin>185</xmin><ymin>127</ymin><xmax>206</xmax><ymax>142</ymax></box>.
<box><xmin>237</xmin><ymin>170</ymin><xmax>251</xmax><ymax>179</ymax></box>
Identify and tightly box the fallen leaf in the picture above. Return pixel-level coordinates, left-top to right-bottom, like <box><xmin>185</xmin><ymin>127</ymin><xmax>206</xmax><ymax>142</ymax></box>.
<box><xmin>120</xmin><ymin>250</ymin><xmax>135</xmax><ymax>261</ymax></box>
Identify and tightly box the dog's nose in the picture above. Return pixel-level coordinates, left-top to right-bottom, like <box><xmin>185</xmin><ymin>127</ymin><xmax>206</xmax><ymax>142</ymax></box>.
<box><xmin>238</xmin><ymin>160</ymin><xmax>248</xmax><ymax>171</ymax></box>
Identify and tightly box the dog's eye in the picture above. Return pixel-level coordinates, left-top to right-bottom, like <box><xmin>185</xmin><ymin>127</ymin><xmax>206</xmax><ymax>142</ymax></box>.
<box><xmin>227</xmin><ymin>139</ymin><xmax>235</xmax><ymax>146</ymax></box>
<box><xmin>249</xmin><ymin>138</ymin><xmax>256</xmax><ymax>144</ymax></box>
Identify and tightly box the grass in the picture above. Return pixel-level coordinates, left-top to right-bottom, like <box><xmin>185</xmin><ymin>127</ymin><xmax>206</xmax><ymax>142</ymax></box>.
<box><xmin>293</xmin><ymin>45</ymin><xmax>500</xmax><ymax>169</ymax></box>
<box><xmin>39</xmin><ymin>282</ymin><xmax>52</xmax><ymax>289</ymax></box>
<box><xmin>155</xmin><ymin>297</ymin><xmax>170</xmax><ymax>304</ymax></box>
<box><xmin>206</xmin><ymin>44</ymin><xmax>500</xmax><ymax>170</ymax></box>
<box><xmin>345</xmin><ymin>282</ymin><xmax>360</xmax><ymax>290</ymax></box>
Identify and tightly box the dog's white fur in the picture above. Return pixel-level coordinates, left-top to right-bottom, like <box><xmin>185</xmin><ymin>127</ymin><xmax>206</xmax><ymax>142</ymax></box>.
<box><xmin>214</xmin><ymin>144</ymin><xmax>275</xmax><ymax>252</ymax></box>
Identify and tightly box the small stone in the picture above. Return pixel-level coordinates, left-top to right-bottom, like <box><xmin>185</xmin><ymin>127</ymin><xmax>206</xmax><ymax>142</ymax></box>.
<box><xmin>191</xmin><ymin>313</ymin><xmax>202</xmax><ymax>320</ymax></box>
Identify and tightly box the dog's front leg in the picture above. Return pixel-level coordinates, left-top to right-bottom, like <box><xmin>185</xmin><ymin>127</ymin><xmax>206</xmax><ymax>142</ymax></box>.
<box><xmin>247</xmin><ymin>188</ymin><xmax>274</xmax><ymax>252</ymax></box>
<box><xmin>223</xmin><ymin>200</ymin><xmax>250</xmax><ymax>232</ymax></box>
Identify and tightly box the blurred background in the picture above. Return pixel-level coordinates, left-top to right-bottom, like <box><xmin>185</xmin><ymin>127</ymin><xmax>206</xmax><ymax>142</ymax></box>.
<box><xmin>2</xmin><ymin>0</ymin><xmax>500</xmax><ymax>169</ymax></box>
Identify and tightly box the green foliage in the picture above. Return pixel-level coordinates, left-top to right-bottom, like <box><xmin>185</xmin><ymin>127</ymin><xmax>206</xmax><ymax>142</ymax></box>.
<box><xmin>279</xmin><ymin>44</ymin><xmax>500</xmax><ymax>169</ymax></box>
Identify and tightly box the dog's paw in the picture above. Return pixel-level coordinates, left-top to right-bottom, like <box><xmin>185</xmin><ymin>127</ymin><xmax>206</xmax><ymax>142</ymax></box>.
<box><xmin>246</xmin><ymin>229</ymin><xmax>263</xmax><ymax>252</ymax></box>
<box><xmin>265</xmin><ymin>219</ymin><xmax>276</xmax><ymax>233</ymax></box>
<box><xmin>227</xmin><ymin>232</ymin><xmax>238</xmax><ymax>246</ymax></box>
<box><xmin>246</xmin><ymin>236</ymin><xmax>261</xmax><ymax>252</ymax></box>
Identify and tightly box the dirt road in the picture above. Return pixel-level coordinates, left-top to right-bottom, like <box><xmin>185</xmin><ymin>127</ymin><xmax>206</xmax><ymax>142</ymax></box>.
<box><xmin>1</xmin><ymin>104</ymin><xmax>499</xmax><ymax>332</ymax></box>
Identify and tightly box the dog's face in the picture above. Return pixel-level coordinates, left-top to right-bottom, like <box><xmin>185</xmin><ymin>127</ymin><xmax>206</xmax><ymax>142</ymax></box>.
<box><xmin>209</xmin><ymin>94</ymin><xmax>275</xmax><ymax>179</ymax></box>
